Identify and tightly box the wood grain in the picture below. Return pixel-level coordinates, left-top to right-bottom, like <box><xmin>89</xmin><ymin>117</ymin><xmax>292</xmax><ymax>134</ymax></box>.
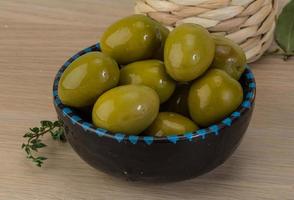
<box><xmin>0</xmin><ymin>0</ymin><xmax>293</xmax><ymax>199</ymax></box>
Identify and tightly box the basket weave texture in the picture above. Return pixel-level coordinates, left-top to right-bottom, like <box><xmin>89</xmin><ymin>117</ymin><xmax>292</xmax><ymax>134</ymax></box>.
<box><xmin>135</xmin><ymin>0</ymin><xmax>278</xmax><ymax>63</ymax></box>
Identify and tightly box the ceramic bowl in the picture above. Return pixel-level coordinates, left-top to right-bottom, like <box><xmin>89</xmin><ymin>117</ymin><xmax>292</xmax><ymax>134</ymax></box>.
<box><xmin>53</xmin><ymin>43</ymin><xmax>256</xmax><ymax>182</ymax></box>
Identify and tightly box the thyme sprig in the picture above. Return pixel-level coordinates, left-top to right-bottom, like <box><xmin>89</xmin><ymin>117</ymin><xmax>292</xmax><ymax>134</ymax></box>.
<box><xmin>22</xmin><ymin>120</ymin><xmax>66</xmax><ymax>167</ymax></box>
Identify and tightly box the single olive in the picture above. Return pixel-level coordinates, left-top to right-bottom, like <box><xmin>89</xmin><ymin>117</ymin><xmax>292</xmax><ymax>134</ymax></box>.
<box><xmin>188</xmin><ymin>69</ymin><xmax>243</xmax><ymax>127</ymax></box>
<box><xmin>211</xmin><ymin>35</ymin><xmax>246</xmax><ymax>80</ymax></box>
<box><xmin>100</xmin><ymin>14</ymin><xmax>162</xmax><ymax>65</ymax></box>
<box><xmin>153</xmin><ymin>23</ymin><xmax>169</xmax><ymax>60</ymax></box>
<box><xmin>145</xmin><ymin>112</ymin><xmax>198</xmax><ymax>137</ymax></box>
<box><xmin>161</xmin><ymin>83</ymin><xmax>190</xmax><ymax>116</ymax></box>
<box><xmin>119</xmin><ymin>60</ymin><xmax>176</xmax><ymax>103</ymax></box>
<box><xmin>92</xmin><ymin>85</ymin><xmax>160</xmax><ymax>135</ymax></box>
<box><xmin>164</xmin><ymin>23</ymin><xmax>215</xmax><ymax>81</ymax></box>
<box><xmin>58</xmin><ymin>52</ymin><xmax>119</xmax><ymax>108</ymax></box>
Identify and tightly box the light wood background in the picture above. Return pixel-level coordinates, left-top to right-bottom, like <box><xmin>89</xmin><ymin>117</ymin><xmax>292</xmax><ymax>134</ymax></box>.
<box><xmin>0</xmin><ymin>0</ymin><xmax>293</xmax><ymax>199</ymax></box>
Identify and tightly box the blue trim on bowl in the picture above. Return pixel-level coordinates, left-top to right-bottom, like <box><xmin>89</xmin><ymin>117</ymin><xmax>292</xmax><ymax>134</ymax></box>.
<box><xmin>114</xmin><ymin>133</ymin><xmax>125</xmax><ymax>143</ymax></box>
<box><xmin>129</xmin><ymin>135</ymin><xmax>139</xmax><ymax>144</ymax></box>
<box><xmin>209</xmin><ymin>125</ymin><xmax>219</xmax><ymax>136</ymax></box>
<box><xmin>167</xmin><ymin>135</ymin><xmax>179</xmax><ymax>144</ymax></box>
<box><xmin>196</xmin><ymin>129</ymin><xmax>207</xmax><ymax>139</ymax></box>
<box><xmin>143</xmin><ymin>136</ymin><xmax>154</xmax><ymax>145</ymax></box>
<box><xmin>222</xmin><ymin>118</ymin><xmax>232</xmax><ymax>127</ymax></box>
<box><xmin>184</xmin><ymin>132</ymin><xmax>193</xmax><ymax>141</ymax></box>
<box><xmin>95</xmin><ymin>128</ymin><xmax>107</xmax><ymax>137</ymax></box>
<box><xmin>81</xmin><ymin>122</ymin><xmax>92</xmax><ymax>131</ymax></box>
<box><xmin>53</xmin><ymin>43</ymin><xmax>256</xmax><ymax>145</ymax></box>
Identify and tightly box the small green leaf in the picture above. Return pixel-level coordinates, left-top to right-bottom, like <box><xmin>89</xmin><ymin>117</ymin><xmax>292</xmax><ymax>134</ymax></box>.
<box><xmin>275</xmin><ymin>0</ymin><xmax>294</xmax><ymax>57</ymax></box>
<box><xmin>30</xmin><ymin>127</ymin><xmax>39</xmax><ymax>133</ymax></box>
<box><xmin>25</xmin><ymin>147</ymin><xmax>31</xmax><ymax>155</ymax></box>
<box><xmin>34</xmin><ymin>143</ymin><xmax>47</xmax><ymax>148</ymax></box>
<box><xmin>30</xmin><ymin>145</ymin><xmax>38</xmax><ymax>151</ymax></box>
<box><xmin>23</xmin><ymin>132</ymin><xmax>33</xmax><ymax>138</ymax></box>
<box><xmin>51</xmin><ymin>128</ymin><xmax>65</xmax><ymax>141</ymax></box>
<box><xmin>36</xmin><ymin>162</ymin><xmax>42</xmax><ymax>167</ymax></box>
<box><xmin>41</xmin><ymin>120</ymin><xmax>53</xmax><ymax>128</ymax></box>
<box><xmin>30</xmin><ymin>139</ymin><xmax>42</xmax><ymax>146</ymax></box>
<box><xmin>51</xmin><ymin>132</ymin><xmax>60</xmax><ymax>140</ymax></box>
<box><xmin>30</xmin><ymin>139</ymin><xmax>38</xmax><ymax>144</ymax></box>
<box><xmin>53</xmin><ymin>120</ymin><xmax>63</xmax><ymax>127</ymax></box>
<box><xmin>21</xmin><ymin>143</ymin><xmax>26</xmax><ymax>149</ymax></box>
<box><xmin>36</xmin><ymin>156</ymin><xmax>47</xmax><ymax>161</ymax></box>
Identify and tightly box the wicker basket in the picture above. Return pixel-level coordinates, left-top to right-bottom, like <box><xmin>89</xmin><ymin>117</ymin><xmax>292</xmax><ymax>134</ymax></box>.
<box><xmin>135</xmin><ymin>0</ymin><xmax>278</xmax><ymax>63</ymax></box>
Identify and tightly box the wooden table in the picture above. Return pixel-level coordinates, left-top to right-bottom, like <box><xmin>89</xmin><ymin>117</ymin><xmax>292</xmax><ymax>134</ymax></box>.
<box><xmin>0</xmin><ymin>0</ymin><xmax>293</xmax><ymax>199</ymax></box>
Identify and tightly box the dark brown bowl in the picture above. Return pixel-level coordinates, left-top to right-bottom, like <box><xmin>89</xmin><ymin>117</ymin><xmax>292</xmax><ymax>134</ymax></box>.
<box><xmin>53</xmin><ymin>44</ymin><xmax>256</xmax><ymax>182</ymax></box>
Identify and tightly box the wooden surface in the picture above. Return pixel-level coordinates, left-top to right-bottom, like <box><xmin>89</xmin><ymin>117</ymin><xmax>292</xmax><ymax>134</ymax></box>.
<box><xmin>0</xmin><ymin>0</ymin><xmax>293</xmax><ymax>199</ymax></box>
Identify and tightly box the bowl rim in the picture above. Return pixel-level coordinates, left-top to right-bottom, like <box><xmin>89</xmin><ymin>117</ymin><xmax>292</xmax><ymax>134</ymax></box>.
<box><xmin>53</xmin><ymin>43</ymin><xmax>256</xmax><ymax>145</ymax></box>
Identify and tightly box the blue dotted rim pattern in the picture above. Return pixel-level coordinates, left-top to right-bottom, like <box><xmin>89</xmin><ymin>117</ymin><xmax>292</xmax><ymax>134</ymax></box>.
<box><xmin>53</xmin><ymin>43</ymin><xmax>256</xmax><ymax>145</ymax></box>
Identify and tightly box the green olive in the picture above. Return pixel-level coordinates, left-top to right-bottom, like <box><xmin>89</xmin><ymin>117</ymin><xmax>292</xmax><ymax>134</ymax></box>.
<box><xmin>188</xmin><ymin>69</ymin><xmax>243</xmax><ymax>127</ymax></box>
<box><xmin>92</xmin><ymin>85</ymin><xmax>160</xmax><ymax>135</ymax></box>
<box><xmin>153</xmin><ymin>24</ymin><xmax>169</xmax><ymax>60</ymax></box>
<box><xmin>58</xmin><ymin>52</ymin><xmax>119</xmax><ymax>108</ymax></box>
<box><xmin>211</xmin><ymin>35</ymin><xmax>246</xmax><ymax>80</ymax></box>
<box><xmin>164</xmin><ymin>23</ymin><xmax>215</xmax><ymax>81</ymax></box>
<box><xmin>145</xmin><ymin>112</ymin><xmax>198</xmax><ymax>137</ymax></box>
<box><xmin>161</xmin><ymin>83</ymin><xmax>190</xmax><ymax>116</ymax></box>
<box><xmin>100</xmin><ymin>14</ymin><xmax>162</xmax><ymax>65</ymax></box>
<box><xmin>119</xmin><ymin>60</ymin><xmax>176</xmax><ymax>103</ymax></box>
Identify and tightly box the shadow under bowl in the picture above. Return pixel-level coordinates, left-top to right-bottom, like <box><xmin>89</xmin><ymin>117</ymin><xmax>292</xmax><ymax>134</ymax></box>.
<box><xmin>53</xmin><ymin>43</ymin><xmax>256</xmax><ymax>182</ymax></box>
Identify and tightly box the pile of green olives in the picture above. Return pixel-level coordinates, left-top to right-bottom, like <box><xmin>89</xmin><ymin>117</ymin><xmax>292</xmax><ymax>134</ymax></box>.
<box><xmin>58</xmin><ymin>14</ymin><xmax>246</xmax><ymax>137</ymax></box>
